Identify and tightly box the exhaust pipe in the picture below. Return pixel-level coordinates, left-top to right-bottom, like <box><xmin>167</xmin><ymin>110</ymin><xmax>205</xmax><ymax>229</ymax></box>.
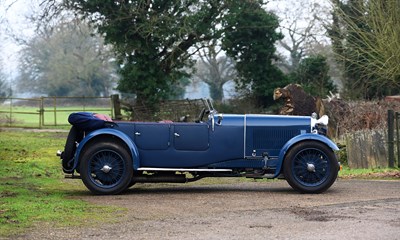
<box><xmin>132</xmin><ymin>175</ymin><xmax>187</xmax><ymax>183</ymax></box>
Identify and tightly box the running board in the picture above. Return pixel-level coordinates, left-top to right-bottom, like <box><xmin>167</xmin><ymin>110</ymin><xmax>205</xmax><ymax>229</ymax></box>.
<box><xmin>137</xmin><ymin>167</ymin><xmax>232</xmax><ymax>172</ymax></box>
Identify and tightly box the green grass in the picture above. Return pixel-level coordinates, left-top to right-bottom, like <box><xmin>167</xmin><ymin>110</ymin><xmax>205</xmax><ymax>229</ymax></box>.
<box><xmin>339</xmin><ymin>166</ymin><xmax>400</xmax><ymax>179</ymax></box>
<box><xmin>0</xmin><ymin>130</ymin><xmax>122</xmax><ymax>237</ymax></box>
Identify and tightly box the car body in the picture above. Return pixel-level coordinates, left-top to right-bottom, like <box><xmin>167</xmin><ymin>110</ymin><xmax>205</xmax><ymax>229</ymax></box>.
<box><xmin>58</xmin><ymin>100</ymin><xmax>340</xmax><ymax>195</ymax></box>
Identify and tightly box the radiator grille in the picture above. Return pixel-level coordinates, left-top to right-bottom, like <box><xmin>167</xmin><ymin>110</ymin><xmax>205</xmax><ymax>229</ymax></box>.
<box><xmin>253</xmin><ymin>128</ymin><xmax>299</xmax><ymax>149</ymax></box>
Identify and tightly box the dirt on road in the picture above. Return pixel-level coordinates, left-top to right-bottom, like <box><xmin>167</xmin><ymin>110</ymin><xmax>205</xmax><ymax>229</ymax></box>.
<box><xmin>15</xmin><ymin>179</ymin><xmax>400</xmax><ymax>240</ymax></box>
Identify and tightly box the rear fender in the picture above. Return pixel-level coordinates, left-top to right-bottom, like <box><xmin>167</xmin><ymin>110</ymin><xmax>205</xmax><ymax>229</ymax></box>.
<box><xmin>72</xmin><ymin>128</ymin><xmax>140</xmax><ymax>171</ymax></box>
<box><xmin>273</xmin><ymin>134</ymin><xmax>339</xmax><ymax>177</ymax></box>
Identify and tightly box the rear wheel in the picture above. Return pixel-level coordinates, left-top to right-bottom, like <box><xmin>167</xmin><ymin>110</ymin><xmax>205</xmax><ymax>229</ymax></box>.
<box><xmin>283</xmin><ymin>141</ymin><xmax>338</xmax><ymax>193</ymax></box>
<box><xmin>80</xmin><ymin>140</ymin><xmax>133</xmax><ymax>195</ymax></box>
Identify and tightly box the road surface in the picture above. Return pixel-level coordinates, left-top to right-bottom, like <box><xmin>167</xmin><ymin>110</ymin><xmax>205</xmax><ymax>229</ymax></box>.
<box><xmin>16</xmin><ymin>179</ymin><xmax>400</xmax><ymax>239</ymax></box>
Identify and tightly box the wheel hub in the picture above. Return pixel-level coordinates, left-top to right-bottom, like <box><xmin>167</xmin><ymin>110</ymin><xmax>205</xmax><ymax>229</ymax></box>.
<box><xmin>100</xmin><ymin>165</ymin><xmax>112</xmax><ymax>173</ymax></box>
<box><xmin>307</xmin><ymin>163</ymin><xmax>316</xmax><ymax>172</ymax></box>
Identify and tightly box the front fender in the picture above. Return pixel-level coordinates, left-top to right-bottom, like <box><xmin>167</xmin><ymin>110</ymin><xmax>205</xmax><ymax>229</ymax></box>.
<box><xmin>274</xmin><ymin>134</ymin><xmax>339</xmax><ymax>177</ymax></box>
<box><xmin>72</xmin><ymin>128</ymin><xmax>140</xmax><ymax>171</ymax></box>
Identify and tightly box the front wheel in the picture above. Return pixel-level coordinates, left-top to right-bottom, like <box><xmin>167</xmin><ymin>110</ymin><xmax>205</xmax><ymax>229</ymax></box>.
<box><xmin>80</xmin><ymin>141</ymin><xmax>133</xmax><ymax>195</ymax></box>
<box><xmin>283</xmin><ymin>141</ymin><xmax>339</xmax><ymax>194</ymax></box>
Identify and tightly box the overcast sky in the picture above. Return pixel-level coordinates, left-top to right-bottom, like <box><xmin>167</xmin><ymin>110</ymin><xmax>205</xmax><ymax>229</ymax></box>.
<box><xmin>1</xmin><ymin>0</ymin><xmax>36</xmax><ymax>77</ymax></box>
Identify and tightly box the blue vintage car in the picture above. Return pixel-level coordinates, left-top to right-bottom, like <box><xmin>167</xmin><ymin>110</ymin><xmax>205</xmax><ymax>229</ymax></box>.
<box><xmin>57</xmin><ymin>100</ymin><xmax>340</xmax><ymax>195</ymax></box>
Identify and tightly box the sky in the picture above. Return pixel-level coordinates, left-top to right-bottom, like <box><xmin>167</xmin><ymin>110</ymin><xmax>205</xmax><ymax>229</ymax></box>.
<box><xmin>1</xmin><ymin>0</ymin><xmax>36</xmax><ymax>79</ymax></box>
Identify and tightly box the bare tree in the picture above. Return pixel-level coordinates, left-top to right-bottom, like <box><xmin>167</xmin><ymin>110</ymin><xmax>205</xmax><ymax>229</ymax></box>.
<box><xmin>193</xmin><ymin>40</ymin><xmax>237</xmax><ymax>102</ymax></box>
<box><xmin>17</xmin><ymin>19</ymin><xmax>117</xmax><ymax>96</ymax></box>
<box><xmin>270</xmin><ymin>0</ymin><xmax>331</xmax><ymax>73</ymax></box>
<box><xmin>0</xmin><ymin>56</ymin><xmax>11</xmax><ymax>99</ymax></box>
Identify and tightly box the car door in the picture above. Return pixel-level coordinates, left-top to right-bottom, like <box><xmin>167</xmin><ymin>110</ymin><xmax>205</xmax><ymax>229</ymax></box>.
<box><xmin>133</xmin><ymin>122</ymin><xmax>211</xmax><ymax>168</ymax></box>
<box><xmin>134</xmin><ymin>123</ymin><xmax>170</xmax><ymax>150</ymax></box>
<box><xmin>173</xmin><ymin>123</ymin><xmax>209</xmax><ymax>151</ymax></box>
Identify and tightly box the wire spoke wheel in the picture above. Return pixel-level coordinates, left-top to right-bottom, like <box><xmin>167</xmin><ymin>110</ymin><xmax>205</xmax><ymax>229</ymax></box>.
<box><xmin>284</xmin><ymin>141</ymin><xmax>338</xmax><ymax>193</ymax></box>
<box><xmin>292</xmin><ymin>148</ymin><xmax>329</xmax><ymax>187</ymax></box>
<box><xmin>80</xmin><ymin>140</ymin><xmax>133</xmax><ymax>195</ymax></box>
<box><xmin>89</xmin><ymin>150</ymin><xmax>125</xmax><ymax>188</ymax></box>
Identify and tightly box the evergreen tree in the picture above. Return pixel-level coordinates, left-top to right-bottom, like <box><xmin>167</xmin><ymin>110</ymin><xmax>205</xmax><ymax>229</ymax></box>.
<box><xmin>63</xmin><ymin>0</ymin><xmax>286</xmax><ymax>108</ymax></box>
<box><xmin>221</xmin><ymin>0</ymin><xmax>288</xmax><ymax>107</ymax></box>
<box><xmin>65</xmin><ymin>0</ymin><xmax>227</xmax><ymax>108</ymax></box>
<box><xmin>290</xmin><ymin>55</ymin><xmax>337</xmax><ymax>97</ymax></box>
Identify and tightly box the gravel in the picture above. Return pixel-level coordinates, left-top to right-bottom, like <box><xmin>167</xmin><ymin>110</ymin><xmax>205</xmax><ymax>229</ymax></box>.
<box><xmin>11</xmin><ymin>179</ymin><xmax>400</xmax><ymax>240</ymax></box>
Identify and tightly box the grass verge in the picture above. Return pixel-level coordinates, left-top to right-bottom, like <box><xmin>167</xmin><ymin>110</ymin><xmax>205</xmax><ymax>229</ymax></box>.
<box><xmin>0</xmin><ymin>130</ymin><xmax>122</xmax><ymax>237</ymax></box>
<box><xmin>339</xmin><ymin>166</ymin><xmax>400</xmax><ymax>179</ymax></box>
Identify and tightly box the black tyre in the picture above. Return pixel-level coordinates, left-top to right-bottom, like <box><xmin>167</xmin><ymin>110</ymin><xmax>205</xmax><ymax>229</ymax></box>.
<box><xmin>62</xmin><ymin>126</ymin><xmax>83</xmax><ymax>173</ymax></box>
<box><xmin>80</xmin><ymin>140</ymin><xmax>133</xmax><ymax>195</ymax></box>
<box><xmin>128</xmin><ymin>176</ymin><xmax>137</xmax><ymax>188</ymax></box>
<box><xmin>283</xmin><ymin>141</ymin><xmax>339</xmax><ymax>194</ymax></box>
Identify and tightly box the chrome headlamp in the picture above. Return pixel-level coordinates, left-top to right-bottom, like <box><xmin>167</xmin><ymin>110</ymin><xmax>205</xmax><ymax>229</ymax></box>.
<box><xmin>311</xmin><ymin>114</ymin><xmax>329</xmax><ymax>136</ymax></box>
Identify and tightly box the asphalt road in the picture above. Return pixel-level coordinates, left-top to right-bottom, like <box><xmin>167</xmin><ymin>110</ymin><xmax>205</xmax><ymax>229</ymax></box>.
<box><xmin>16</xmin><ymin>179</ymin><xmax>400</xmax><ymax>240</ymax></box>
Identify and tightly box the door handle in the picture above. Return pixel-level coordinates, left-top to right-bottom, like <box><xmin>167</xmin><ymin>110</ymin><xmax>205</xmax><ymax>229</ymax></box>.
<box><xmin>135</xmin><ymin>132</ymin><xmax>141</xmax><ymax>136</ymax></box>
<box><xmin>174</xmin><ymin>133</ymin><xmax>180</xmax><ymax>137</ymax></box>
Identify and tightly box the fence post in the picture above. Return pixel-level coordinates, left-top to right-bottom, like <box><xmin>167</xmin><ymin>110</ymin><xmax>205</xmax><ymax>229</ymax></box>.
<box><xmin>9</xmin><ymin>98</ymin><xmax>12</xmax><ymax>127</ymax></box>
<box><xmin>52</xmin><ymin>96</ymin><xmax>57</xmax><ymax>126</ymax></box>
<box><xmin>388</xmin><ymin>109</ymin><xmax>395</xmax><ymax>168</ymax></box>
<box><xmin>40</xmin><ymin>97</ymin><xmax>45</xmax><ymax>128</ymax></box>
<box><xmin>111</xmin><ymin>94</ymin><xmax>122</xmax><ymax>120</ymax></box>
<box><xmin>396</xmin><ymin>112</ymin><xmax>400</xmax><ymax>168</ymax></box>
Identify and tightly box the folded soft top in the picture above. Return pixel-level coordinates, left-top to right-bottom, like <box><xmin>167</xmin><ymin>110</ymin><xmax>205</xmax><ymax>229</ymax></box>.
<box><xmin>68</xmin><ymin>112</ymin><xmax>113</xmax><ymax>131</ymax></box>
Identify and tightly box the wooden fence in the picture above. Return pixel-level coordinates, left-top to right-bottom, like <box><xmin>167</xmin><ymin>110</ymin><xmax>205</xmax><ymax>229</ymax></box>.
<box><xmin>346</xmin><ymin>129</ymin><xmax>389</xmax><ymax>168</ymax></box>
<box><xmin>346</xmin><ymin>110</ymin><xmax>400</xmax><ymax>169</ymax></box>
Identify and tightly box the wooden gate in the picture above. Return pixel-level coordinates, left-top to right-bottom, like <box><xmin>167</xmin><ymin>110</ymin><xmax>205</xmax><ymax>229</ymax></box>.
<box><xmin>0</xmin><ymin>96</ymin><xmax>112</xmax><ymax>128</ymax></box>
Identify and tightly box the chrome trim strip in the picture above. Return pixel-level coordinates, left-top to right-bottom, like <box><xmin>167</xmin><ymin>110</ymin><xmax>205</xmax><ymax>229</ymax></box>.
<box><xmin>137</xmin><ymin>167</ymin><xmax>232</xmax><ymax>172</ymax></box>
